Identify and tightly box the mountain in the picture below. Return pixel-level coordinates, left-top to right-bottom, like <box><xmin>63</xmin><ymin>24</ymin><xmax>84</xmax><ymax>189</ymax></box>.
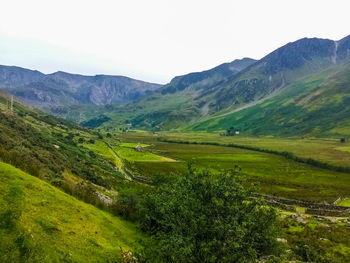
<box><xmin>0</xmin><ymin>65</ymin><xmax>45</xmax><ymax>88</ymax></box>
<box><xmin>88</xmin><ymin>35</ymin><xmax>350</xmax><ymax>135</ymax></box>
<box><xmin>2</xmin><ymin>35</ymin><xmax>350</xmax><ymax>136</ymax></box>
<box><xmin>200</xmin><ymin>36</ymin><xmax>350</xmax><ymax>113</ymax></box>
<box><xmin>83</xmin><ymin>58</ymin><xmax>257</xmax><ymax>129</ymax></box>
<box><xmin>188</xmin><ymin>61</ymin><xmax>350</xmax><ymax>137</ymax></box>
<box><xmin>160</xmin><ymin>58</ymin><xmax>256</xmax><ymax>95</ymax></box>
<box><xmin>185</xmin><ymin>35</ymin><xmax>350</xmax><ymax>136</ymax></box>
<box><xmin>0</xmin><ymin>65</ymin><xmax>161</xmax><ymax>111</ymax></box>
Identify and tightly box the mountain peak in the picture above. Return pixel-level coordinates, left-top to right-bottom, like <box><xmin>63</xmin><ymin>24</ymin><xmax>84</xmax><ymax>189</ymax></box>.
<box><xmin>261</xmin><ymin>37</ymin><xmax>335</xmax><ymax>74</ymax></box>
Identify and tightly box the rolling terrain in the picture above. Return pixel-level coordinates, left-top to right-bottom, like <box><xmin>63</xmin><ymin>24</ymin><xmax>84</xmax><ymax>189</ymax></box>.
<box><xmin>0</xmin><ymin>65</ymin><xmax>161</xmax><ymax>113</ymax></box>
<box><xmin>1</xmin><ymin>34</ymin><xmax>350</xmax><ymax>262</ymax></box>
<box><xmin>1</xmin><ymin>90</ymin><xmax>350</xmax><ymax>261</ymax></box>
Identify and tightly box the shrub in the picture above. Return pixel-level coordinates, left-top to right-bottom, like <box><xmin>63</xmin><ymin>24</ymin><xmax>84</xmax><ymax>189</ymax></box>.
<box><xmin>139</xmin><ymin>168</ymin><xmax>279</xmax><ymax>262</ymax></box>
<box><xmin>111</xmin><ymin>192</ymin><xmax>140</xmax><ymax>221</ymax></box>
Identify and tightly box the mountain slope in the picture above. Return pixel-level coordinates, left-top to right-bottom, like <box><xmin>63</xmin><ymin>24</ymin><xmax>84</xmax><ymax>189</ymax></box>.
<box><xmin>0</xmin><ymin>89</ymin><xmax>152</xmax><ymax>213</ymax></box>
<box><xmin>0</xmin><ymin>89</ymin><xmax>120</xmax><ymax>186</ymax></box>
<box><xmin>91</xmin><ymin>35</ymin><xmax>350</xmax><ymax>133</ymax></box>
<box><xmin>81</xmin><ymin>58</ymin><xmax>257</xmax><ymax>129</ymax></box>
<box><xmin>198</xmin><ymin>36</ymin><xmax>350</xmax><ymax>114</ymax></box>
<box><xmin>0</xmin><ymin>65</ymin><xmax>161</xmax><ymax>110</ymax></box>
<box><xmin>160</xmin><ymin>57</ymin><xmax>256</xmax><ymax>95</ymax></box>
<box><xmin>0</xmin><ymin>161</ymin><xmax>143</xmax><ymax>262</ymax></box>
<box><xmin>0</xmin><ymin>65</ymin><xmax>44</xmax><ymax>88</ymax></box>
<box><xmin>188</xmin><ymin>61</ymin><xmax>350</xmax><ymax>137</ymax></box>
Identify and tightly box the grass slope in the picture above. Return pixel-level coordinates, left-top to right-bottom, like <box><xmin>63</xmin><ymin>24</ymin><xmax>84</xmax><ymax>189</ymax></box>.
<box><xmin>188</xmin><ymin>62</ymin><xmax>350</xmax><ymax>137</ymax></box>
<box><xmin>0</xmin><ymin>161</ymin><xmax>143</xmax><ymax>262</ymax></box>
<box><xmin>114</xmin><ymin>146</ymin><xmax>175</xmax><ymax>162</ymax></box>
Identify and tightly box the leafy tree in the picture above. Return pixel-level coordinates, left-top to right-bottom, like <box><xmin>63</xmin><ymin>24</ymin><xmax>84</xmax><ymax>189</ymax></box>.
<box><xmin>139</xmin><ymin>168</ymin><xmax>279</xmax><ymax>262</ymax></box>
<box><xmin>226</xmin><ymin>126</ymin><xmax>237</xmax><ymax>136</ymax></box>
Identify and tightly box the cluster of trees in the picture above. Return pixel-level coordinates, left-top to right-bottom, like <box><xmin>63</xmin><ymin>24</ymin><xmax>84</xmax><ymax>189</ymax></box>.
<box><xmin>220</xmin><ymin>126</ymin><xmax>239</xmax><ymax>136</ymax></box>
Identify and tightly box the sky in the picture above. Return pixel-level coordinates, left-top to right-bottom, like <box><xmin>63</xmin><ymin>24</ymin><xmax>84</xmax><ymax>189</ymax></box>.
<box><xmin>0</xmin><ymin>0</ymin><xmax>349</xmax><ymax>84</ymax></box>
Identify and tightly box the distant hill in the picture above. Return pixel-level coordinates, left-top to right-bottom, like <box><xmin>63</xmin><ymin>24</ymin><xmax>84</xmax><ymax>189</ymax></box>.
<box><xmin>85</xmin><ymin>58</ymin><xmax>257</xmax><ymax>129</ymax></box>
<box><xmin>0</xmin><ymin>66</ymin><xmax>161</xmax><ymax>111</ymax></box>
<box><xmin>88</xmin><ymin>35</ymin><xmax>350</xmax><ymax>136</ymax></box>
<box><xmin>2</xmin><ymin>35</ymin><xmax>350</xmax><ymax>137</ymax></box>
<box><xmin>160</xmin><ymin>57</ymin><xmax>257</xmax><ymax>95</ymax></box>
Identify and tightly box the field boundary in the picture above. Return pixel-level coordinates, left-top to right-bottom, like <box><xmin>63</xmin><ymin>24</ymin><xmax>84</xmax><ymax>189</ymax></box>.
<box><xmin>104</xmin><ymin>141</ymin><xmax>149</xmax><ymax>184</ymax></box>
<box><xmin>158</xmin><ymin>138</ymin><xmax>350</xmax><ymax>174</ymax></box>
<box><xmin>256</xmin><ymin>194</ymin><xmax>350</xmax><ymax>216</ymax></box>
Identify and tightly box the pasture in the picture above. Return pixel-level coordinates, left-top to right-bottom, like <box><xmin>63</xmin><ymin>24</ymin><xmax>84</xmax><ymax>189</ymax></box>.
<box><xmin>116</xmin><ymin>131</ymin><xmax>350</xmax><ymax>203</ymax></box>
<box><xmin>159</xmin><ymin>133</ymin><xmax>350</xmax><ymax>167</ymax></box>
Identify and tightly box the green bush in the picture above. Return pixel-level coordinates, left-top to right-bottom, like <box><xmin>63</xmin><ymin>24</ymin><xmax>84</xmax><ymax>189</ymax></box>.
<box><xmin>139</xmin><ymin>168</ymin><xmax>279</xmax><ymax>262</ymax></box>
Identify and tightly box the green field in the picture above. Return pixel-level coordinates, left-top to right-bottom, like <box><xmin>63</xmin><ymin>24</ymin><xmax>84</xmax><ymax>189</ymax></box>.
<box><xmin>337</xmin><ymin>146</ymin><xmax>350</xmax><ymax>153</ymax></box>
<box><xmin>0</xmin><ymin>162</ymin><xmax>144</xmax><ymax>262</ymax></box>
<box><xmin>80</xmin><ymin>140</ymin><xmax>116</xmax><ymax>162</ymax></box>
<box><xmin>119</xmin><ymin>143</ymin><xmax>150</xmax><ymax>148</ymax></box>
<box><xmin>114</xmin><ymin>145</ymin><xmax>176</xmax><ymax>162</ymax></box>
<box><xmin>338</xmin><ymin>199</ymin><xmax>350</xmax><ymax>207</ymax></box>
<box><xmin>116</xmin><ymin>132</ymin><xmax>350</xmax><ymax>202</ymax></box>
<box><xmin>159</xmin><ymin>133</ymin><xmax>350</xmax><ymax>167</ymax></box>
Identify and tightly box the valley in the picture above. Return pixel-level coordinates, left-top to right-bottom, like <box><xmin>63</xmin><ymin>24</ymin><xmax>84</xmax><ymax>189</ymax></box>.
<box><xmin>1</xmin><ymin>33</ymin><xmax>350</xmax><ymax>262</ymax></box>
<box><xmin>113</xmin><ymin>131</ymin><xmax>350</xmax><ymax>203</ymax></box>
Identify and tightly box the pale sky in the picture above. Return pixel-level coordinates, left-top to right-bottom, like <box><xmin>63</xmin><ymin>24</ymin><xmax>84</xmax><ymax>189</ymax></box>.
<box><xmin>0</xmin><ymin>0</ymin><xmax>349</xmax><ymax>84</ymax></box>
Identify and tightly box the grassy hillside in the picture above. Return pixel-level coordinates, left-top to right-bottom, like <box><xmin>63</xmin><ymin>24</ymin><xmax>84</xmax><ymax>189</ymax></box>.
<box><xmin>0</xmin><ymin>161</ymin><xmax>143</xmax><ymax>262</ymax></box>
<box><xmin>0</xmin><ymin>90</ymin><xmax>150</xmax><ymax>213</ymax></box>
<box><xmin>188</xmin><ymin>62</ymin><xmax>350</xmax><ymax>137</ymax></box>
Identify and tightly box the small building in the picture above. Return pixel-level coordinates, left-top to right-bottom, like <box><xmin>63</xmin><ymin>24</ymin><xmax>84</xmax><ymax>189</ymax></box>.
<box><xmin>235</xmin><ymin>131</ymin><xmax>240</xmax><ymax>135</ymax></box>
<box><xmin>135</xmin><ymin>145</ymin><xmax>144</xmax><ymax>152</ymax></box>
